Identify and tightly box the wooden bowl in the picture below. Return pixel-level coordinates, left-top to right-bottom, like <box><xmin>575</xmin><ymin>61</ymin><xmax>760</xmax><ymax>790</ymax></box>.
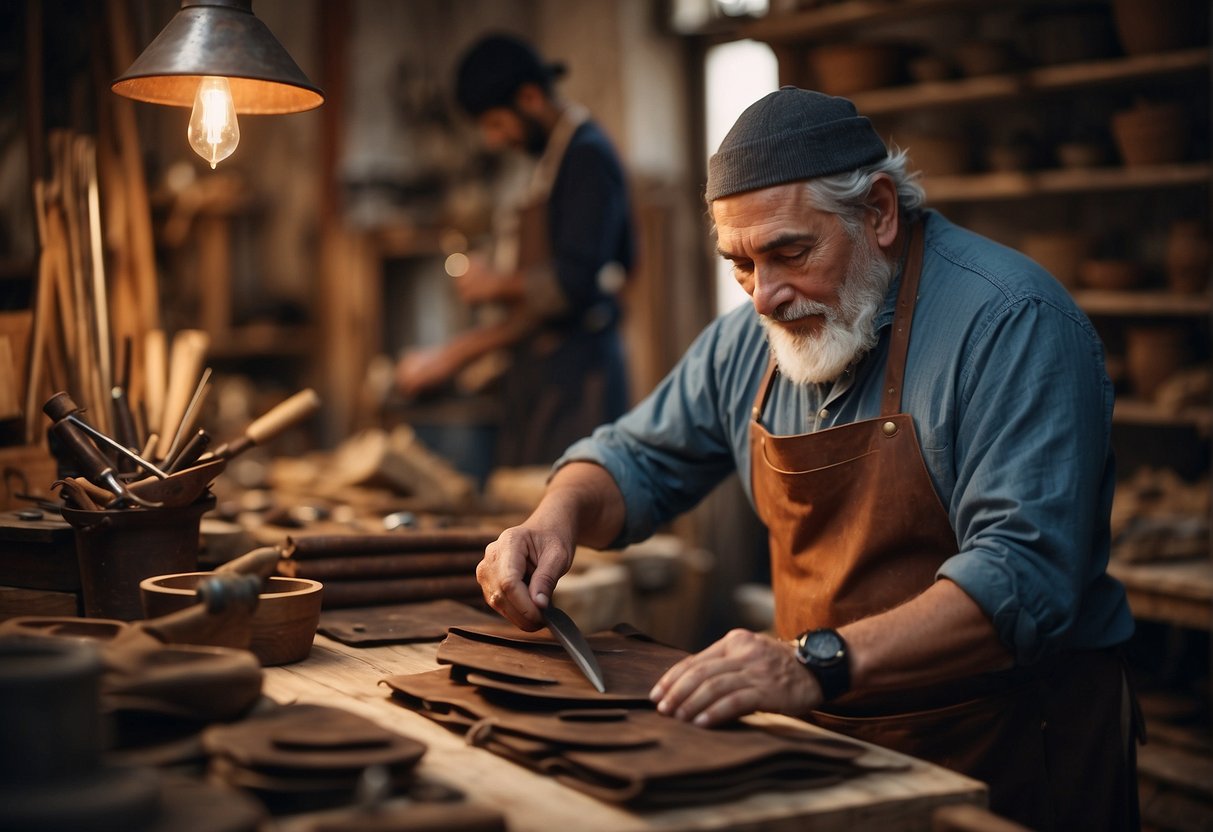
<box><xmin>1056</xmin><ymin>142</ymin><xmax>1107</xmax><ymax>170</ymax></box>
<box><xmin>140</xmin><ymin>573</ymin><xmax>323</xmax><ymax>666</ymax></box>
<box><xmin>1077</xmin><ymin>258</ymin><xmax>1144</xmax><ymax>291</ymax></box>
<box><xmin>806</xmin><ymin>43</ymin><xmax>902</xmax><ymax>95</ymax></box>
<box><xmin>1020</xmin><ymin>232</ymin><xmax>1093</xmax><ymax>288</ymax></box>
<box><xmin>1112</xmin><ymin>102</ymin><xmax>1188</xmax><ymax>167</ymax></box>
<box><xmin>1125</xmin><ymin>326</ymin><xmax>1191</xmax><ymax>401</ymax></box>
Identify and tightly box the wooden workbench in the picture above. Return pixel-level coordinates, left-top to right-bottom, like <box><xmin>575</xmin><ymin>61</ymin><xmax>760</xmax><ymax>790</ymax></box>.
<box><xmin>262</xmin><ymin>635</ymin><xmax>986</xmax><ymax>832</ymax></box>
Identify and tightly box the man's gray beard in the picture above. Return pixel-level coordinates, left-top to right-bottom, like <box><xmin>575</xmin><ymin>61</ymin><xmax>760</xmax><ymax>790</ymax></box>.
<box><xmin>760</xmin><ymin>236</ymin><xmax>895</xmax><ymax>385</ymax></box>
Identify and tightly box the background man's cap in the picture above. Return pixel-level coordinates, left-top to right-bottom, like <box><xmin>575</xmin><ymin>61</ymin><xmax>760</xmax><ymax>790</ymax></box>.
<box><xmin>455</xmin><ymin>33</ymin><xmax>567</xmax><ymax>116</ymax></box>
<box><xmin>706</xmin><ymin>86</ymin><xmax>888</xmax><ymax>201</ymax></box>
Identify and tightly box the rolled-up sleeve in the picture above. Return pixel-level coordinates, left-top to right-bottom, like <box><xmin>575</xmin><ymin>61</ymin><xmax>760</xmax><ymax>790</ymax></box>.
<box><xmin>556</xmin><ymin>320</ymin><xmax>743</xmax><ymax>545</ymax></box>
<box><xmin>936</xmin><ymin>296</ymin><xmax>1116</xmax><ymax>665</ymax></box>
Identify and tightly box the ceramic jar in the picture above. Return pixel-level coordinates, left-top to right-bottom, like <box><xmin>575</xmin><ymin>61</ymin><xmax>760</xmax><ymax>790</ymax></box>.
<box><xmin>1165</xmin><ymin>220</ymin><xmax>1211</xmax><ymax>295</ymax></box>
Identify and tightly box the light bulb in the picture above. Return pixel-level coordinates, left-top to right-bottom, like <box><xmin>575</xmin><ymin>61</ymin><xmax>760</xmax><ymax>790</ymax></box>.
<box><xmin>187</xmin><ymin>76</ymin><xmax>239</xmax><ymax>169</ymax></box>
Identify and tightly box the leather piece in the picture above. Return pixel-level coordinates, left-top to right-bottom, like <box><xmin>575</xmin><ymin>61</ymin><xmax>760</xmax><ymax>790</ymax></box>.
<box><xmin>436</xmin><ymin>624</ymin><xmax>684</xmax><ymax>703</ymax></box>
<box><xmin>203</xmin><ymin>703</ymin><xmax>426</xmax><ymax>772</ymax></box>
<box><xmin>383</xmin><ymin>640</ymin><xmax>887</xmax><ymax>810</ymax></box>
<box><xmin>319</xmin><ymin>601</ymin><xmax>500</xmax><ymax>646</ymax></box>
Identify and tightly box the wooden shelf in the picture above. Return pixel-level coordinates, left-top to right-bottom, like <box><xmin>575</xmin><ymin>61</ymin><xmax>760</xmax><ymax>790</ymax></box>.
<box><xmin>852</xmin><ymin>49</ymin><xmax>1209</xmax><ymax>116</ymax></box>
<box><xmin>1113</xmin><ymin>398</ymin><xmax>1212</xmax><ymax>430</ymax></box>
<box><xmin>741</xmin><ymin>0</ymin><xmax>1058</xmax><ymax>43</ymax></box>
<box><xmin>1108</xmin><ymin>558</ymin><xmax>1213</xmax><ymax>631</ymax></box>
<box><xmin>924</xmin><ymin>163</ymin><xmax>1211</xmax><ymax>203</ymax></box>
<box><xmin>1074</xmin><ymin>290</ymin><xmax>1211</xmax><ymax>318</ymax></box>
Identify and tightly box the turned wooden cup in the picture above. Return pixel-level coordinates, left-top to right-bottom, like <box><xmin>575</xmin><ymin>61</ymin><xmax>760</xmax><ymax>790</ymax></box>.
<box><xmin>1125</xmin><ymin>325</ymin><xmax>1190</xmax><ymax>401</ymax></box>
<box><xmin>140</xmin><ymin>573</ymin><xmax>323</xmax><ymax>666</ymax></box>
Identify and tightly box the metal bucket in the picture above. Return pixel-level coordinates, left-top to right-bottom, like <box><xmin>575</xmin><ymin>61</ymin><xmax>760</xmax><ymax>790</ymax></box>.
<box><xmin>62</xmin><ymin>495</ymin><xmax>215</xmax><ymax>620</ymax></box>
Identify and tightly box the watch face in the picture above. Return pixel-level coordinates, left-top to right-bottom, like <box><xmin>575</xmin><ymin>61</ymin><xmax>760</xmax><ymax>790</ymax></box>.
<box><xmin>803</xmin><ymin>629</ymin><xmax>844</xmax><ymax>664</ymax></box>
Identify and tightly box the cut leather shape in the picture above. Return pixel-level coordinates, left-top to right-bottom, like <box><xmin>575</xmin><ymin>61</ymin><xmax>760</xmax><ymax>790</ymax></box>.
<box><xmin>383</xmin><ymin>665</ymin><xmax>885</xmax><ymax>809</ymax></box>
<box><xmin>102</xmin><ymin>642</ymin><xmax>263</xmax><ymax>722</ymax></box>
<box><xmin>436</xmin><ymin>625</ymin><xmax>684</xmax><ymax>703</ymax></box>
<box><xmin>386</xmin><ymin>669</ymin><xmax>660</xmax><ymax>749</ymax></box>
<box><xmin>203</xmin><ymin>703</ymin><xmax>426</xmax><ymax>772</ymax></box>
<box><xmin>318</xmin><ymin>600</ymin><xmax>499</xmax><ymax>646</ymax></box>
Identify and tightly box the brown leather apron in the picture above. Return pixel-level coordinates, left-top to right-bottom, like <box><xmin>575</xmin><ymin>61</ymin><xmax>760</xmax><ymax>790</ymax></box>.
<box><xmin>749</xmin><ymin>223</ymin><xmax>1139</xmax><ymax>831</ymax></box>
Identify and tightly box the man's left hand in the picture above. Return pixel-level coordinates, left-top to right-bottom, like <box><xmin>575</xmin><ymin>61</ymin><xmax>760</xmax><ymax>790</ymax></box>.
<box><xmin>649</xmin><ymin>629</ymin><xmax>822</xmax><ymax>727</ymax></box>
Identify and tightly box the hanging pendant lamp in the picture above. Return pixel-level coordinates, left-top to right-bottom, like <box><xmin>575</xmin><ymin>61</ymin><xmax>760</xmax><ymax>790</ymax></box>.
<box><xmin>112</xmin><ymin>0</ymin><xmax>323</xmax><ymax>167</ymax></box>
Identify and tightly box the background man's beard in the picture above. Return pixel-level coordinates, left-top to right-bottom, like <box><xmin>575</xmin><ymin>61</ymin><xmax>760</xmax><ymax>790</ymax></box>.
<box><xmin>760</xmin><ymin>238</ymin><xmax>894</xmax><ymax>385</ymax></box>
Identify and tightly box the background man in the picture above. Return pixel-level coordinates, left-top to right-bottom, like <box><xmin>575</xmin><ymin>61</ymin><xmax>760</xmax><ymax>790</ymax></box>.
<box><xmin>395</xmin><ymin>33</ymin><xmax>634</xmax><ymax>467</ymax></box>
<box><xmin>476</xmin><ymin>87</ymin><xmax>1141</xmax><ymax>830</ymax></box>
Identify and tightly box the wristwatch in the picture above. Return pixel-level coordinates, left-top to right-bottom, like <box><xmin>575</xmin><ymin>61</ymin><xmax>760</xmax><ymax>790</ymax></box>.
<box><xmin>795</xmin><ymin>628</ymin><xmax>850</xmax><ymax>702</ymax></box>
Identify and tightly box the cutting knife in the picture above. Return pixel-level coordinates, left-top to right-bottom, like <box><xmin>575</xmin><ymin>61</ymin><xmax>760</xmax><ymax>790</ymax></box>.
<box><xmin>541</xmin><ymin>604</ymin><xmax>607</xmax><ymax>693</ymax></box>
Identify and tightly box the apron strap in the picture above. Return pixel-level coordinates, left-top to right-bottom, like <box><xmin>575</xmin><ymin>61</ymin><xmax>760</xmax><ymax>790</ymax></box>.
<box><xmin>751</xmin><ymin>356</ymin><xmax>779</xmax><ymax>425</ymax></box>
<box><xmin>881</xmin><ymin>221</ymin><xmax>925</xmax><ymax>417</ymax></box>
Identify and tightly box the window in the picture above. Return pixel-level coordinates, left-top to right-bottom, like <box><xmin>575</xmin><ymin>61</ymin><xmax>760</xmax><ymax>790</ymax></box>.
<box><xmin>704</xmin><ymin>39</ymin><xmax>778</xmax><ymax>315</ymax></box>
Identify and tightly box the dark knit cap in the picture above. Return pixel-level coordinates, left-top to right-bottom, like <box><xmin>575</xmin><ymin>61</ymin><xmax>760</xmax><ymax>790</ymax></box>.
<box><xmin>706</xmin><ymin>86</ymin><xmax>888</xmax><ymax>201</ymax></box>
<box><xmin>455</xmin><ymin>33</ymin><xmax>567</xmax><ymax>116</ymax></box>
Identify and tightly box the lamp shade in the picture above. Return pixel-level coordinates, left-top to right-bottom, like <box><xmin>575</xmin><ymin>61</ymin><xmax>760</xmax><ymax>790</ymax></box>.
<box><xmin>111</xmin><ymin>0</ymin><xmax>323</xmax><ymax>114</ymax></box>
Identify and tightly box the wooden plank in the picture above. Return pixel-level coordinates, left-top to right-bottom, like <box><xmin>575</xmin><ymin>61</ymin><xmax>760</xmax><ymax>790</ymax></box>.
<box><xmin>1112</xmin><ymin>398</ymin><xmax>1211</xmax><ymax>431</ymax></box>
<box><xmin>1073</xmin><ymin>290</ymin><xmax>1211</xmax><ymax>318</ymax></box>
<box><xmin>1137</xmin><ymin>743</ymin><xmax>1213</xmax><ymax>800</ymax></box>
<box><xmin>262</xmin><ymin>636</ymin><xmax>986</xmax><ymax>832</ymax></box>
<box><xmin>0</xmin><ymin>585</ymin><xmax>79</xmax><ymax>620</ymax></box>
<box><xmin>852</xmin><ymin>49</ymin><xmax>1209</xmax><ymax>116</ymax></box>
<box><xmin>1108</xmin><ymin>560</ymin><xmax>1213</xmax><ymax>631</ymax></box>
<box><xmin>925</xmin><ymin>163</ymin><xmax>1212</xmax><ymax>204</ymax></box>
<box><xmin>740</xmin><ymin>0</ymin><xmax>1039</xmax><ymax>43</ymax></box>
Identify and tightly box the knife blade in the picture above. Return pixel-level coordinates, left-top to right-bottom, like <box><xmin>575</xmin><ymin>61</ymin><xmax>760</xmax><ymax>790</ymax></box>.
<box><xmin>541</xmin><ymin>604</ymin><xmax>607</xmax><ymax>693</ymax></box>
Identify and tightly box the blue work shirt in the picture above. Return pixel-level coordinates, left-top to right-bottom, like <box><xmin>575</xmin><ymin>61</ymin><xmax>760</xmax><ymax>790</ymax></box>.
<box><xmin>558</xmin><ymin>209</ymin><xmax>1135</xmax><ymax>665</ymax></box>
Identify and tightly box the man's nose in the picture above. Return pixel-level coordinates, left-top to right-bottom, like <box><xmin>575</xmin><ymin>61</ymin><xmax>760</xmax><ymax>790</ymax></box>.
<box><xmin>751</xmin><ymin>268</ymin><xmax>796</xmax><ymax>317</ymax></box>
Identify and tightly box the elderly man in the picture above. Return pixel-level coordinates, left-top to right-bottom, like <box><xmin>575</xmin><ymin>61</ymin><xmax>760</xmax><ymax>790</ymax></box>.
<box><xmin>477</xmin><ymin>87</ymin><xmax>1141</xmax><ymax>829</ymax></box>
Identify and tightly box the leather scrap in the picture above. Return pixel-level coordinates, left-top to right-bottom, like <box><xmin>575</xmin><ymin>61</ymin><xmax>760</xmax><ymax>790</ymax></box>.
<box><xmin>436</xmin><ymin>624</ymin><xmax>684</xmax><ymax>703</ymax></box>
<box><xmin>386</xmin><ymin>627</ymin><xmax>888</xmax><ymax>808</ymax></box>
<box><xmin>319</xmin><ymin>601</ymin><xmax>500</xmax><ymax>647</ymax></box>
<box><xmin>203</xmin><ymin>703</ymin><xmax>426</xmax><ymax>772</ymax></box>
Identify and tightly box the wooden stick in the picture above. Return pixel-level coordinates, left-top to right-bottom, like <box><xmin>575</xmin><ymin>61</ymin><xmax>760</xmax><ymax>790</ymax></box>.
<box><xmin>284</xmin><ymin>530</ymin><xmax>499</xmax><ymax>560</ymax></box>
<box><xmin>143</xmin><ymin>328</ymin><xmax>166</xmax><ymax>435</ymax></box>
<box><xmin>156</xmin><ymin>329</ymin><xmax>209</xmax><ymax>460</ymax></box>
<box><xmin>277</xmin><ymin>551</ymin><xmax>484</xmax><ymax>582</ymax></box>
<box><xmin>318</xmin><ymin>575</ymin><xmax>482</xmax><ymax>609</ymax></box>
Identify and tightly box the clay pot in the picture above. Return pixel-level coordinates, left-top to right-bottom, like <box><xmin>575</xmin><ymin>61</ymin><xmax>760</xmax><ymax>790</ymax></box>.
<box><xmin>1165</xmin><ymin>220</ymin><xmax>1211</xmax><ymax>294</ymax></box>
<box><xmin>902</xmin><ymin>134</ymin><xmax>972</xmax><ymax>176</ymax></box>
<box><xmin>1112</xmin><ymin>101</ymin><xmax>1188</xmax><ymax>167</ymax></box>
<box><xmin>1055</xmin><ymin>142</ymin><xmax>1108</xmax><ymax>170</ymax></box>
<box><xmin>806</xmin><ymin>43</ymin><xmax>902</xmax><ymax>95</ymax></box>
<box><xmin>1112</xmin><ymin>0</ymin><xmax>1209</xmax><ymax>55</ymax></box>
<box><xmin>953</xmin><ymin>41</ymin><xmax>1015</xmax><ymax>77</ymax></box>
<box><xmin>1020</xmin><ymin>232</ymin><xmax>1093</xmax><ymax>288</ymax></box>
<box><xmin>1125</xmin><ymin>325</ymin><xmax>1190</xmax><ymax>401</ymax></box>
<box><xmin>1078</xmin><ymin>258</ymin><xmax>1144</xmax><ymax>290</ymax></box>
<box><xmin>141</xmin><ymin>573</ymin><xmax>323</xmax><ymax>666</ymax></box>
<box><xmin>908</xmin><ymin>54</ymin><xmax>953</xmax><ymax>83</ymax></box>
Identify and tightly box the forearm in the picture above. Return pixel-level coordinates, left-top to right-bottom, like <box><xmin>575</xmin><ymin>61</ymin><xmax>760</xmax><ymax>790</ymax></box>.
<box><xmin>532</xmin><ymin>462</ymin><xmax>626</xmax><ymax>551</ymax></box>
<box><xmin>446</xmin><ymin>315</ymin><xmax>535</xmax><ymax>369</ymax></box>
<box><xmin>843</xmin><ymin>577</ymin><xmax>1013</xmax><ymax>694</ymax></box>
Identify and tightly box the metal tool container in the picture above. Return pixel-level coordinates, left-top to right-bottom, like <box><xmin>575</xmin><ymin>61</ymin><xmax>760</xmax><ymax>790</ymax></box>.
<box><xmin>61</xmin><ymin>495</ymin><xmax>214</xmax><ymax>620</ymax></box>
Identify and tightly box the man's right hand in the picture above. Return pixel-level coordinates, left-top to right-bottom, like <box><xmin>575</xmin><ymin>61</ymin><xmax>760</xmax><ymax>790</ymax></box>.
<box><xmin>477</xmin><ymin>524</ymin><xmax>575</xmax><ymax>630</ymax></box>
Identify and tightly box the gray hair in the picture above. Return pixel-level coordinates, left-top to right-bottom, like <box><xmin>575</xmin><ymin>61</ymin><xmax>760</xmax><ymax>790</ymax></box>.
<box><xmin>803</xmin><ymin>148</ymin><xmax>925</xmax><ymax>236</ymax></box>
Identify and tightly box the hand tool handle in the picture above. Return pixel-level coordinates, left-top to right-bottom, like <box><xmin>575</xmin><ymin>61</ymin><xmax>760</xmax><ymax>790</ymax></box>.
<box><xmin>48</xmin><ymin>420</ymin><xmax>115</xmax><ymax>483</ymax></box>
<box><xmin>111</xmin><ymin>386</ymin><xmax>140</xmax><ymax>472</ymax></box>
<box><xmin>215</xmin><ymin>388</ymin><xmax>321</xmax><ymax>459</ymax></box>
<box><xmin>215</xmin><ymin>546</ymin><xmax>282</xmax><ymax>579</ymax></box>
<box><xmin>165</xmin><ymin>429</ymin><xmax>210</xmax><ymax>474</ymax></box>
<box><xmin>156</xmin><ymin>329</ymin><xmax>209</xmax><ymax>460</ymax></box>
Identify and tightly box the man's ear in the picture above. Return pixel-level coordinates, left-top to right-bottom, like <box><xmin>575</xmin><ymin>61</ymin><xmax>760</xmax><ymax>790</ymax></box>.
<box><xmin>867</xmin><ymin>174</ymin><xmax>900</xmax><ymax>249</ymax></box>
